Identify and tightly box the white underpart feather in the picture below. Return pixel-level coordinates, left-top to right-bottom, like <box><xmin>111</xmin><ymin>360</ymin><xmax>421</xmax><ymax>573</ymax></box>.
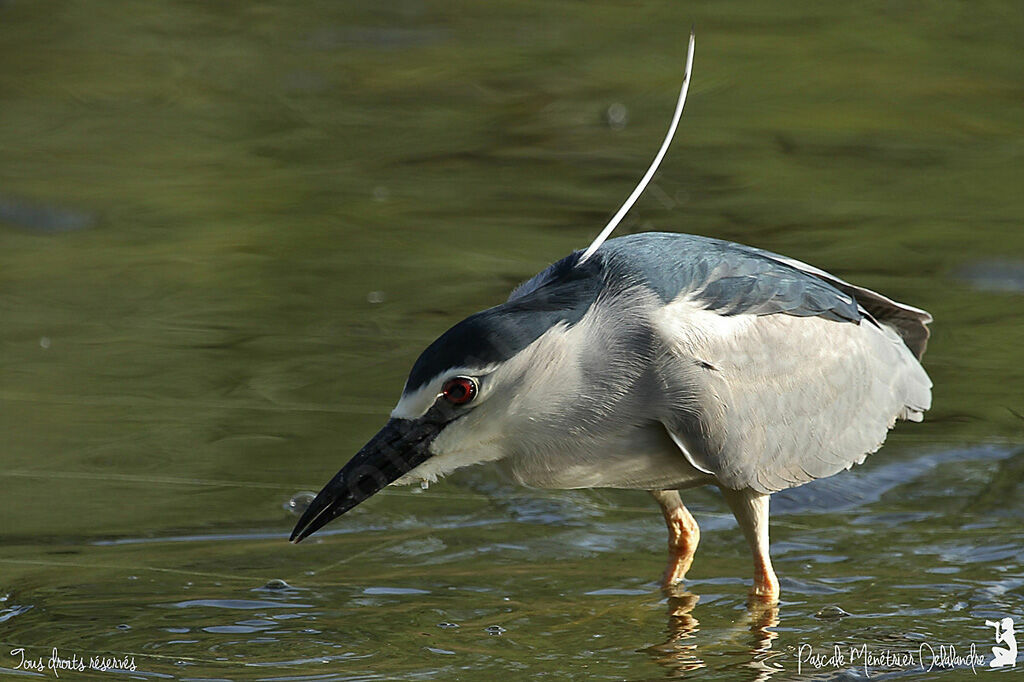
<box><xmin>578</xmin><ymin>30</ymin><xmax>695</xmax><ymax>266</ymax></box>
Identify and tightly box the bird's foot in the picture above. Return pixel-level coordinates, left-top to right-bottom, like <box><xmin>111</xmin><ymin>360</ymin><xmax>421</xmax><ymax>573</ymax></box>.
<box><xmin>661</xmin><ymin>549</ymin><xmax>695</xmax><ymax>589</ymax></box>
<box><xmin>748</xmin><ymin>565</ymin><xmax>780</xmax><ymax>604</ymax></box>
<box><xmin>660</xmin><ymin>500</ymin><xmax>700</xmax><ymax>589</ymax></box>
<box><xmin>748</xmin><ymin>586</ymin><xmax>780</xmax><ymax>605</ymax></box>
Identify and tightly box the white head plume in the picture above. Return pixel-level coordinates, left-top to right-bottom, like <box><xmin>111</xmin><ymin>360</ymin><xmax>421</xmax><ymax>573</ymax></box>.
<box><xmin>578</xmin><ymin>30</ymin><xmax>696</xmax><ymax>266</ymax></box>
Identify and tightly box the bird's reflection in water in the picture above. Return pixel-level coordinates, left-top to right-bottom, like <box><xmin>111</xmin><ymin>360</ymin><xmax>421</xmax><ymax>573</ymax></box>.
<box><xmin>738</xmin><ymin>601</ymin><xmax>784</xmax><ymax>681</ymax></box>
<box><xmin>642</xmin><ymin>587</ymin><xmax>785</xmax><ymax>679</ymax></box>
<box><xmin>641</xmin><ymin>589</ymin><xmax>704</xmax><ymax>675</ymax></box>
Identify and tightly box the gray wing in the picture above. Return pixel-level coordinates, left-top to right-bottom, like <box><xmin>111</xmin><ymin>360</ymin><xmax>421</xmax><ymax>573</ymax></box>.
<box><xmin>655</xmin><ymin>300</ymin><xmax>932</xmax><ymax>494</ymax></box>
<box><xmin>724</xmin><ymin>240</ymin><xmax>932</xmax><ymax>359</ymax></box>
<box><xmin>601</xmin><ymin>233</ymin><xmax>934</xmax><ymax>492</ymax></box>
<box><xmin>648</xmin><ymin>235</ymin><xmax>934</xmax><ymax>492</ymax></box>
<box><xmin>598</xmin><ymin>232</ymin><xmax>932</xmax><ymax>359</ymax></box>
<box><xmin>655</xmin><ymin>301</ymin><xmax>937</xmax><ymax>491</ymax></box>
<box><xmin>598</xmin><ymin>232</ymin><xmax>867</xmax><ymax>324</ymax></box>
<box><xmin>517</xmin><ymin>232</ymin><xmax>931</xmax><ymax>358</ymax></box>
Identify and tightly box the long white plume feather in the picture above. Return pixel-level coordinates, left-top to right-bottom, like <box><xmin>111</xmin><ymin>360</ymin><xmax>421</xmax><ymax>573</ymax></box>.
<box><xmin>578</xmin><ymin>30</ymin><xmax>695</xmax><ymax>266</ymax></box>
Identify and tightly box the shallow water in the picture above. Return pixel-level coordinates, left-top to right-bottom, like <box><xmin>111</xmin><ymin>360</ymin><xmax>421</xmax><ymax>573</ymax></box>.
<box><xmin>1</xmin><ymin>1</ymin><xmax>1023</xmax><ymax>680</ymax></box>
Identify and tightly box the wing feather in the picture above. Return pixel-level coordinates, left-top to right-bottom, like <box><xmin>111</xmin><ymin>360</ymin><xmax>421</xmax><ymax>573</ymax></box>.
<box><xmin>726</xmin><ymin>242</ymin><xmax>932</xmax><ymax>359</ymax></box>
<box><xmin>655</xmin><ymin>300</ymin><xmax>932</xmax><ymax>494</ymax></box>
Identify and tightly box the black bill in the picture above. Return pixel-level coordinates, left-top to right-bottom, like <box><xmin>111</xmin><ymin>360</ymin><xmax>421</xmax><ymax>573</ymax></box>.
<box><xmin>290</xmin><ymin>402</ymin><xmax>456</xmax><ymax>543</ymax></box>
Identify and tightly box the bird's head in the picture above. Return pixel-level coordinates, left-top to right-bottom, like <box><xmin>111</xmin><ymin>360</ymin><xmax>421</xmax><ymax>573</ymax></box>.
<box><xmin>290</xmin><ymin>257</ymin><xmax>623</xmax><ymax>543</ymax></box>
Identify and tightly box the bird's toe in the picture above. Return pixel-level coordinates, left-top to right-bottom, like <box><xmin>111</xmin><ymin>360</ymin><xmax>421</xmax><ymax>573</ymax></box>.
<box><xmin>748</xmin><ymin>570</ymin><xmax>780</xmax><ymax>604</ymax></box>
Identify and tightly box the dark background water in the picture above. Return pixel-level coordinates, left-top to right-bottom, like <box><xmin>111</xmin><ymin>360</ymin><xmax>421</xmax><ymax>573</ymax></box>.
<box><xmin>1</xmin><ymin>1</ymin><xmax>1022</xmax><ymax>679</ymax></box>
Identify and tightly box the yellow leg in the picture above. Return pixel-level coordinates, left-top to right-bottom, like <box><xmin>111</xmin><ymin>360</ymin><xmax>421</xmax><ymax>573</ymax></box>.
<box><xmin>651</xmin><ymin>490</ymin><xmax>701</xmax><ymax>589</ymax></box>
<box><xmin>720</xmin><ymin>487</ymin><xmax>780</xmax><ymax>602</ymax></box>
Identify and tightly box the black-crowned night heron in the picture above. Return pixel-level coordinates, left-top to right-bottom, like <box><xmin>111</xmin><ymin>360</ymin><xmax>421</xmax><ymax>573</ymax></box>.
<box><xmin>290</xmin><ymin>34</ymin><xmax>932</xmax><ymax>602</ymax></box>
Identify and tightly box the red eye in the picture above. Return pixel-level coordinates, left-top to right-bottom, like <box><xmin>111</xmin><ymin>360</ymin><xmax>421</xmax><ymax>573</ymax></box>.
<box><xmin>442</xmin><ymin>376</ymin><xmax>478</xmax><ymax>405</ymax></box>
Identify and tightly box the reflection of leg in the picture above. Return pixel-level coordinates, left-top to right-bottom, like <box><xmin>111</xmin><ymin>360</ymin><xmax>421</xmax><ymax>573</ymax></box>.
<box><xmin>666</xmin><ymin>590</ymin><xmax>700</xmax><ymax>646</ymax></box>
<box><xmin>720</xmin><ymin>487</ymin><xmax>779</xmax><ymax>602</ymax></box>
<box><xmin>744</xmin><ymin>600</ymin><xmax>780</xmax><ymax>656</ymax></box>
<box><xmin>651</xmin><ymin>490</ymin><xmax>700</xmax><ymax>588</ymax></box>
<box><xmin>647</xmin><ymin>589</ymin><xmax>704</xmax><ymax>676</ymax></box>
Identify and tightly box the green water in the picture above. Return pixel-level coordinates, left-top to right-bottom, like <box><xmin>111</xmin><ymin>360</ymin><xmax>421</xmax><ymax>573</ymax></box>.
<box><xmin>1</xmin><ymin>1</ymin><xmax>1022</xmax><ymax>679</ymax></box>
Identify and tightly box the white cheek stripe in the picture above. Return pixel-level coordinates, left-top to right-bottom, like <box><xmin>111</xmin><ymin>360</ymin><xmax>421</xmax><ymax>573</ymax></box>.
<box><xmin>391</xmin><ymin>364</ymin><xmax>498</xmax><ymax>419</ymax></box>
